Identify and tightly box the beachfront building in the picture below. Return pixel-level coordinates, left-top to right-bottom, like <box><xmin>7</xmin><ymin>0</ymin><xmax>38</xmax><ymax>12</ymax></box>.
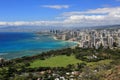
<box><xmin>51</xmin><ymin>28</ymin><xmax>120</xmax><ymax>49</ymax></box>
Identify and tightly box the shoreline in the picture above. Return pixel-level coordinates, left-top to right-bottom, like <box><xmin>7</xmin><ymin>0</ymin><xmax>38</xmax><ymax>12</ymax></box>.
<box><xmin>52</xmin><ymin>36</ymin><xmax>79</xmax><ymax>48</ymax></box>
<box><xmin>52</xmin><ymin>36</ymin><xmax>58</xmax><ymax>40</ymax></box>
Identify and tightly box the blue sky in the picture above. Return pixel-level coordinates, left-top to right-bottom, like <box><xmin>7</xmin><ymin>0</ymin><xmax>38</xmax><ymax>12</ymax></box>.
<box><xmin>0</xmin><ymin>0</ymin><xmax>119</xmax><ymax>21</ymax></box>
<box><xmin>0</xmin><ymin>0</ymin><xmax>120</xmax><ymax>27</ymax></box>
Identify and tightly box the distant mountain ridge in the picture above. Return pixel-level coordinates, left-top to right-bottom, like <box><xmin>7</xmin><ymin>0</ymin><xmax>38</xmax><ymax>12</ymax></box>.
<box><xmin>0</xmin><ymin>24</ymin><xmax>120</xmax><ymax>32</ymax></box>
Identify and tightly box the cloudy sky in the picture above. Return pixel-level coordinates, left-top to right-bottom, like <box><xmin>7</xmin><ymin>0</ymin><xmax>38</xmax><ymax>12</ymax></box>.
<box><xmin>0</xmin><ymin>0</ymin><xmax>120</xmax><ymax>27</ymax></box>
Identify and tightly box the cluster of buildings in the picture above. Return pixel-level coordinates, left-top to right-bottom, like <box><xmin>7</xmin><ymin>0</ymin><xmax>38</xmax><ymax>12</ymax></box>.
<box><xmin>21</xmin><ymin>70</ymin><xmax>82</xmax><ymax>80</ymax></box>
<box><xmin>50</xmin><ymin>29</ymin><xmax>120</xmax><ymax>49</ymax></box>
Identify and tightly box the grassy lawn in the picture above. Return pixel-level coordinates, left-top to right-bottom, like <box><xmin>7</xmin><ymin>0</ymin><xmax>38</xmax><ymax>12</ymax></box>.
<box><xmin>30</xmin><ymin>55</ymin><xmax>83</xmax><ymax>68</ymax></box>
<box><xmin>29</xmin><ymin>54</ymin><xmax>113</xmax><ymax>68</ymax></box>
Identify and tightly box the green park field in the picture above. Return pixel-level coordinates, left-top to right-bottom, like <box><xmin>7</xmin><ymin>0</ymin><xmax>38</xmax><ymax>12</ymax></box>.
<box><xmin>30</xmin><ymin>55</ymin><xmax>113</xmax><ymax>68</ymax></box>
<box><xmin>30</xmin><ymin>55</ymin><xmax>83</xmax><ymax>68</ymax></box>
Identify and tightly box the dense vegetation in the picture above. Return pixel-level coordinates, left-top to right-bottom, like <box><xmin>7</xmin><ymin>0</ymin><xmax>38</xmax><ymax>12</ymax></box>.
<box><xmin>0</xmin><ymin>47</ymin><xmax>120</xmax><ymax>80</ymax></box>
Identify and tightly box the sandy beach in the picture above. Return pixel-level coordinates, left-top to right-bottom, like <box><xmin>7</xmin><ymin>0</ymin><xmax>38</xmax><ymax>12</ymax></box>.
<box><xmin>53</xmin><ymin>36</ymin><xmax>58</xmax><ymax>40</ymax></box>
<box><xmin>52</xmin><ymin>36</ymin><xmax>80</xmax><ymax>48</ymax></box>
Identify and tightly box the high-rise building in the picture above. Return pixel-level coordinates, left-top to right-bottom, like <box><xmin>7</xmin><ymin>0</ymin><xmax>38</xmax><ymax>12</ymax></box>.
<box><xmin>108</xmin><ymin>37</ymin><xmax>114</xmax><ymax>48</ymax></box>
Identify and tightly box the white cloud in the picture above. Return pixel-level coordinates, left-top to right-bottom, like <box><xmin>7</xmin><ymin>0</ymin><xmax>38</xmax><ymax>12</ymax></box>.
<box><xmin>41</xmin><ymin>5</ymin><xmax>69</xmax><ymax>9</ymax></box>
<box><xmin>62</xmin><ymin>7</ymin><xmax>120</xmax><ymax>16</ymax></box>
<box><xmin>61</xmin><ymin>7</ymin><xmax>120</xmax><ymax>27</ymax></box>
<box><xmin>0</xmin><ymin>21</ymin><xmax>63</xmax><ymax>27</ymax></box>
<box><xmin>1</xmin><ymin>7</ymin><xmax>120</xmax><ymax>28</ymax></box>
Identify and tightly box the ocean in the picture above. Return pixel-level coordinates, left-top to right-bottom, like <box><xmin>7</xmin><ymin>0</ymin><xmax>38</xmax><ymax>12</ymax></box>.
<box><xmin>0</xmin><ymin>32</ymin><xmax>76</xmax><ymax>59</ymax></box>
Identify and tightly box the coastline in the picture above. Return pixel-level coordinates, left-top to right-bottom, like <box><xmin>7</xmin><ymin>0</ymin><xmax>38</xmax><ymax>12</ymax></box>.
<box><xmin>52</xmin><ymin>36</ymin><xmax>58</xmax><ymax>40</ymax></box>
<box><xmin>52</xmin><ymin>36</ymin><xmax>79</xmax><ymax>48</ymax></box>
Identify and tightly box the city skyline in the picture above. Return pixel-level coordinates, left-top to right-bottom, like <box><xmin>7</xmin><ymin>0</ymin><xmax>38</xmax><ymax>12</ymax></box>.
<box><xmin>0</xmin><ymin>0</ymin><xmax>120</xmax><ymax>28</ymax></box>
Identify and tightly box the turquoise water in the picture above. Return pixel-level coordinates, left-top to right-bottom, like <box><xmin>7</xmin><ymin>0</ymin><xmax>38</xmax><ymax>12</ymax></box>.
<box><xmin>0</xmin><ymin>32</ymin><xmax>76</xmax><ymax>59</ymax></box>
